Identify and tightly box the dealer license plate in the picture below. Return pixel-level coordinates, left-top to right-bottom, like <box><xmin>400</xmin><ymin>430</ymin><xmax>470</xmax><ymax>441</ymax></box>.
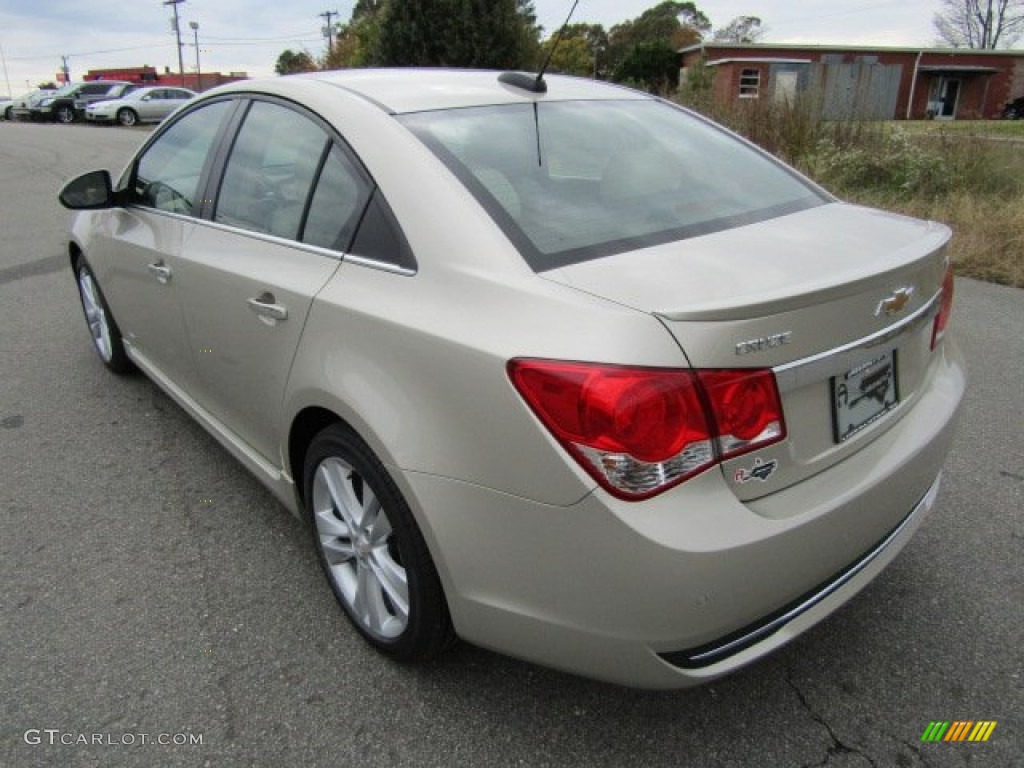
<box><xmin>831</xmin><ymin>352</ymin><xmax>899</xmax><ymax>443</ymax></box>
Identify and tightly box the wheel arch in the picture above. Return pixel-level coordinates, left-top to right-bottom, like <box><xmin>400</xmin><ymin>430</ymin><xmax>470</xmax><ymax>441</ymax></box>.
<box><xmin>68</xmin><ymin>240</ymin><xmax>83</xmax><ymax>271</ymax></box>
<box><xmin>286</xmin><ymin>402</ymin><xmax>406</xmax><ymax>512</ymax></box>
<box><xmin>285</xmin><ymin>401</ymin><xmax>457</xmax><ymax>602</ymax></box>
<box><xmin>287</xmin><ymin>405</ymin><xmax>343</xmax><ymax>507</ymax></box>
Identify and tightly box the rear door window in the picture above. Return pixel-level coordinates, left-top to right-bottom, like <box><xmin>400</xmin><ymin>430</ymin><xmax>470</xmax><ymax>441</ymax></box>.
<box><xmin>214</xmin><ymin>101</ymin><xmax>328</xmax><ymax>240</ymax></box>
<box><xmin>302</xmin><ymin>143</ymin><xmax>371</xmax><ymax>252</ymax></box>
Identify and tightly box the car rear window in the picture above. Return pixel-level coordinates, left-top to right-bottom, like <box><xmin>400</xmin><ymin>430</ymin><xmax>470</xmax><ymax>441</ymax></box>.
<box><xmin>400</xmin><ymin>100</ymin><xmax>826</xmax><ymax>270</ymax></box>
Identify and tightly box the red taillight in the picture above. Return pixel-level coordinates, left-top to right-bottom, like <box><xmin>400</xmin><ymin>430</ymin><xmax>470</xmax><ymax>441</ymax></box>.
<box><xmin>508</xmin><ymin>360</ymin><xmax>785</xmax><ymax>500</ymax></box>
<box><xmin>931</xmin><ymin>267</ymin><xmax>954</xmax><ymax>350</ymax></box>
<box><xmin>697</xmin><ymin>370</ymin><xmax>786</xmax><ymax>459</ymax></box>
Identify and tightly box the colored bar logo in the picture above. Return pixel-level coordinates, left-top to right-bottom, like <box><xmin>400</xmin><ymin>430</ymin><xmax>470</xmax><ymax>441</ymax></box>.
<box><xmin>921</xmin><ymin>721</ymin><xmax>997</xmax><ymax>742</ymax></box>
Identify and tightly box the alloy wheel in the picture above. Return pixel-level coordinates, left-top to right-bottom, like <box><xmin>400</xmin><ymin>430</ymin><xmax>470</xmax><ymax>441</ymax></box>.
<box><xmin>312</xmin><ymin>456</ymin><xmax>409</xmax><ymax>640</ymax></box>
<box><xmin>77</xmin><ymin>269</ymin><xmax>113</xmax><ymax>362</ymax></box>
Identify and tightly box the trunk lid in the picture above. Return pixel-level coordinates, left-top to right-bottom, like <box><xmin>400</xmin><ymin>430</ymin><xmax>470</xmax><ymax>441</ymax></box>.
<box><xmin>542</xmin><ymin>202</ymin><xmax>952</xmax><ymax>505</ymax></box>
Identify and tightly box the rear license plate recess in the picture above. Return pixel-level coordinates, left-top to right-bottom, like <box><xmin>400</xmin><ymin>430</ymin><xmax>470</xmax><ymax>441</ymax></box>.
<box><xmin>831</xmin><ymin>351</ymin><xmax>899</xmax><ymax>443</ymax></box>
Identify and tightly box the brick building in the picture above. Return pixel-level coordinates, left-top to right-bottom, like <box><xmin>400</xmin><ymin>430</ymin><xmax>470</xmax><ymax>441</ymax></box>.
<box><xmin>83</xmin><ymin>66</ymin><xmax>248</xmax><ymax>93</ymax></box>
<box><xmin>680</xmin><ymin>43</ymin><xmax>1024</xmax><ymax>120</ymax></box>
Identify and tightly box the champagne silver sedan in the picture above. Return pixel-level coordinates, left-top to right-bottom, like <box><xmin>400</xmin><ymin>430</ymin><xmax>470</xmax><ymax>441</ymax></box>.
<box><xmin>84</xmin><ymin>86</ymin><xmax>196</xmax><ymax>127</ymax></box>
<box><xmin>60</xmin><ymin>70</ymin><xmax>965</xmax><ymax>688</ymax></box>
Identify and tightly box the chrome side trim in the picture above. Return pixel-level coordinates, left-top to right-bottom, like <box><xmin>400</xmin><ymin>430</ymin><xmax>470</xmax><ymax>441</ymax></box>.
<box><xmin>343</xmin><ymin>253</ymin><xmax>416</xmax><ymax>277</ymax></box>
<box><xmin>774</xmin><ymin>288</ymin><xmax>940</xmax><ymax>393</ymax></box>
<box><xmin>133</xmin><ymin>208</ymin><xmax>418</xmax><ymax>277</ymax></box>
<box><xmin>659</xmin><ymin>474</ymin><xmax>942</xmax><ymax>669</ymax></box>
<box><xmin>123</xmin><ymin>205</ymin><xmax>198</xmax><ymax>227</ymax></box>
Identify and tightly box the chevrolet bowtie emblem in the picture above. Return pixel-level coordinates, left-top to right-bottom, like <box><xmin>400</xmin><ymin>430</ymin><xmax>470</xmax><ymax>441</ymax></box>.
<box><xmin>875</xmin><ymin>286</ymin><xmax>915</xmax><ymax>317</ymax></box>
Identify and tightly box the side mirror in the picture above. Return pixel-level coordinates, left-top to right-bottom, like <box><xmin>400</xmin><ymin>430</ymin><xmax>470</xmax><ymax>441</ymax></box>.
<box><xmin>59</xmin><ymin>170</ymin><xmax>115</xmax><ymax>210</ymax></box>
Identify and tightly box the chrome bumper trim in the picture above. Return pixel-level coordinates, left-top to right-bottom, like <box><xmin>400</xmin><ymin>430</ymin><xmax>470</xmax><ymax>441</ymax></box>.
<box><xmin>659</xmin><ymin>474</ymin><xmax>942</xmax><ymax>669</ymax></box>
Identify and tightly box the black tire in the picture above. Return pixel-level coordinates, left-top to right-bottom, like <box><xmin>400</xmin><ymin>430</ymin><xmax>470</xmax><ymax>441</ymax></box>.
<box><xmin>3</xmin><ymin>106</ymin><xmax>12</xmax><ymax>121</ymax></box>
<box><xmin>117</xmin><ymin>108</ymin><xmax>138</xmax><ymax>127</ymax></box>
<box><xmin>55</xmin><ymin>105</ymin><xmax>75</xmax><ymax>124</ymax></box>
<box><xmin>303</xmin><ymin>423</ymin><xmax>453</xmax><ymax>661</ymax></box>
<box><xmin>73</xmin><ymin>256</ymin><xmax>134</xmax><ymax>375</ymax></box>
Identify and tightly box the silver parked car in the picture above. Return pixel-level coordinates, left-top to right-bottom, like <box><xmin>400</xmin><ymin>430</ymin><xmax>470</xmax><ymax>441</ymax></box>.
<box><xmin>7</xmin><ymin>88</ymin><xmax>56</xmax><ymax>120</ymax></box>
<box><xmin>85</xmin><ymin>86</ymin><xmax>196</xmax><ymax>126</ymax></box>
<box><xmin>59</xmin><ymin>70</ymin><xmax>964</xmax><ymax>689</ymax></box>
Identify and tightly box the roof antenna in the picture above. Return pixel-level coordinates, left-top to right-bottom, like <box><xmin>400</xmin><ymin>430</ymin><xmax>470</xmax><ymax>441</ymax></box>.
<box><xmin>499</xmin><ymin>0</ymin><xmax>580</xmax><ymax>94</ymax></box>
<box><xmin>536</xmin><ymin>0</ymin><xmax>580</xmax><ymax>88</ymax></box>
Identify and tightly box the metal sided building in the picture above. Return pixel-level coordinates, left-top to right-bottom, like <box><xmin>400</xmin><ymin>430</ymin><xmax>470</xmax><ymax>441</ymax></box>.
<box><xmin>679</xmin><ymin>43</ymin><xmax>1024</xmax><ymax>120</ymax></box>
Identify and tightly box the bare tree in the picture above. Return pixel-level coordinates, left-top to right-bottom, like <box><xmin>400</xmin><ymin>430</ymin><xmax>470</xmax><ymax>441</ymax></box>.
<box><xmin>933</xmin><ymin>0</ymin><xmax>1024</xmax><ymax>48</ymax></box>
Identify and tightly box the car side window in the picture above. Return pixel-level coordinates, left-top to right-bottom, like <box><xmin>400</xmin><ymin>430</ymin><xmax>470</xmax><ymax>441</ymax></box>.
<box><xmin>302</xmin><ymin>143</ymin><xmax>371</xmax><ymax>252</ymax></box>
<box><xmin>131</xmin><ymin>100</ymin><xmax>232</xmax><ymax>215</ymax></box>
<box><xmin>349</xmin><ymin>189</ymin><xmax>416</xmax><ymax>271</ymax></box>
<box><xmin>214</xmin><ymin>101</ymin><xmax>328</xmax><ymax>241</ymax></box>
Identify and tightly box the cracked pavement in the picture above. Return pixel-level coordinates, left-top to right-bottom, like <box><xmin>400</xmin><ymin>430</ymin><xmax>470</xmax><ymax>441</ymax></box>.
<box><xmin>1</xmin><ymin>123</ymin><xmax>1020</xmax><ymax>767</ymax></box>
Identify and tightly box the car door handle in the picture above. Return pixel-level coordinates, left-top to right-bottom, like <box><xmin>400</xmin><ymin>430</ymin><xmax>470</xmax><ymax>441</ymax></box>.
<box><xmin>147</xmin><ymin>261</ymin><xmax>172</xmax><ymax>284</ymax></box>
<box><xmin>247</xmin><ymin>293</ymin><xmax>288</xmax><ymax>323</ymax></box>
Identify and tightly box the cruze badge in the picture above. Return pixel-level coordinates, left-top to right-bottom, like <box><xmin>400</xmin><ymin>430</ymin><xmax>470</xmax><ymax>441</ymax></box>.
<box><xmin>875</xmin><ymin>286</ymin><xmax>915</xmax><ymax>317</ymax></box>
<box><xmin>735</xmin><ymin>331</ymin><xmax>792</xmax><ymax>356</ymax></box>
<box><xmin>734</xmin><ymin>458</ymin><xmax>778</xmax><ymax>484</ymax></box>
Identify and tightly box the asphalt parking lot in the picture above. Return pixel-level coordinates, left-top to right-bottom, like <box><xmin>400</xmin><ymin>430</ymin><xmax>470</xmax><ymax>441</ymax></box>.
<box><xmin>1</xmin><ymin>121</ymin><xmax>1021</xmax><ymax>767</ymax></box>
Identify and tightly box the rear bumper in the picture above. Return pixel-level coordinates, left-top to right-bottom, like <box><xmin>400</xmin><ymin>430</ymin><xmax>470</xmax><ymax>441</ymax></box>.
<box><xmin>658</xmin><ymin>475</ymin><xmax>940</xmax><ymax>669</ymax></box>
<box><xmin>398</xmin><ymin>340</ymin><xmax>964</xmax><ymax>688</ymax></box>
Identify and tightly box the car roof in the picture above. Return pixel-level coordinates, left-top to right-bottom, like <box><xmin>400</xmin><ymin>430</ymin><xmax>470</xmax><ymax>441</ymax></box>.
<box><xmin>225</xmin><ymin>68</ymin><xmax>651</xmax><ymax>115</ymax></box>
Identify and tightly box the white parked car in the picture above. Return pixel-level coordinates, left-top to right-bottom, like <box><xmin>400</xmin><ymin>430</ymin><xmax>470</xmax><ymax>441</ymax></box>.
<box><xmin>59</xmin><ymin>69</ymin><xmax>964</xmax><ymax>688</ymax></box>
<box><xmin>85</xmin><ymin>86</ymin><xmax>196</xmax><ymax>126</ymax></box>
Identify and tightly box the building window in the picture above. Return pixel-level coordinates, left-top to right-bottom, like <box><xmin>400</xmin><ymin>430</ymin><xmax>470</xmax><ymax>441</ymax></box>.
<box><xmin>739</xmin><ymin>68</ymin><xmax>760</xmax><ymax>99</ymax></box>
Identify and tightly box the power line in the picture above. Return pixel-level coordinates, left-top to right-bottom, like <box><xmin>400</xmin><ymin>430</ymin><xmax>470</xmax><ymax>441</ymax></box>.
<box><xmin>203</xmin><ymin>30</ymin><xmax>323</xmax><ymax>43</ymax></box>
<box><xmin>6</xmin><ymin>43</ymin><xmax>174</xmax><ymax>62</ymax></box>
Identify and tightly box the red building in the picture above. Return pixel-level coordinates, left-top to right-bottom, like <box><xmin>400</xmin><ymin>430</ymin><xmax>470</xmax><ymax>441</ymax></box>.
<box><xmin>83</xmin><ymin>66</ymin><xmax>249</xmax><ymax>93</ymax></box>
<box><xmin>680</xmin><ymin>43</ymin><xmax>1024</xmax><ymax>120</ymax></box>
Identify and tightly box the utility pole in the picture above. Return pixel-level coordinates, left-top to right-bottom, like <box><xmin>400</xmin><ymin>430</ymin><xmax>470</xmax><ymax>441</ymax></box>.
<box><xmin>60</xmin><ymin>54</ymin><xmax>71</xmax><ymax>83</ymax></box>
<box><xmin>319</xmin><ymin>10</ymin><xmax>339</xmax><ymax>58</ymax></box>
<box><xmin>164</xmin><ymin>0</ymin><xmax>186</xmax><ymax>83</ymax></box>
<box><xmin>0</xmin><ymin>37</ymin><xmax>12</xmax><ymax>97</ymax></box>
<box><xmin>189</xmin><ymin>21</ymin><xmax>202</xmax><ymax>91</ymax></box>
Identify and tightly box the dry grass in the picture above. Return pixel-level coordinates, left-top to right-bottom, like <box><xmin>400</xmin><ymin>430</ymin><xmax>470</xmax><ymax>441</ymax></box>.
<box><xmin>677</xmin><ymin>93</ymin><xmax>1024</xmax><ymax>288</ymax></box>
<box><xmin>849</xmin><ymin>191</ymin><xmax>1024</xmax><ymax>288</ymax></box>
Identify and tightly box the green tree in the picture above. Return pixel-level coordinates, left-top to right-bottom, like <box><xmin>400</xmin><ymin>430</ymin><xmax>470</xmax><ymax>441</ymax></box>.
<box><xmin>323</xmin><ymin>7</ymin><xmax>383</xmax><ymax>69</ymax></box>
<box><xmin>612</xmin><ymin>40</ymin><xmax>681</xmax><ymax>93</ymax></box>
<box><xmin>352</xmin><ymin>0</ymin><xmax>383</xmax><ymax>20</ymax></box>
<box><xmin>538</xmin><ymin>23</ymin><xmax>608</xmax><ymax>77</ymax></box>
<box><xmin>539</xmin><ymin>35</ymin><xmax>594</xmax><ymax>76</ymax></box>
<box><xmin>713</xmin><ymin>15</ymin><xmax>767</xmax><ymax>43</ymax></box>
<box><xmin>516</xmin><ymin>0</ymin><xmax>543</xmax><ymax>69</ymax></box>
<box><xmin>376</xmin><ymin>0</ymin><xmax>539</xmax><ymax>69</ymax></box>
<box><xmin>605</xmin><ymin>2</ymin><xmax>709</xmax><ymax>89</ymax></box>
<box><xmin>275</xmin><ymin>49</ymin><xmax>318</xmax><ymax>75</ymax></box>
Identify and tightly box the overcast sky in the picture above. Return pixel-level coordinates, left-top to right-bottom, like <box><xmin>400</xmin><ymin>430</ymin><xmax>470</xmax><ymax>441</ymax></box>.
<box><xmin>1</xmin><ymin>0</ymin><xmax>946</xmax><ymax>97</ymax></box>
